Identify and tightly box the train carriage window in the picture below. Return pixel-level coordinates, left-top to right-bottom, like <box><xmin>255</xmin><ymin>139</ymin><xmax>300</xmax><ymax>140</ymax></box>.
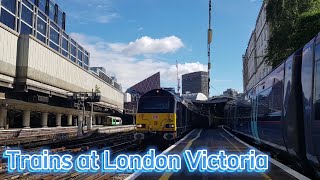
<box><xmin>314</xmin><ymin>61</ymin><xmax>320</xmax><ymax>120</ymax></box>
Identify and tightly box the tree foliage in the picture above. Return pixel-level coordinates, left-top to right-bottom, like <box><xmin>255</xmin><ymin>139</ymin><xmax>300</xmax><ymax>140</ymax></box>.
<box><xmin>265</xmin><ymin>0</ymin><xmax>320</xmax><ymax>67</ymax></box>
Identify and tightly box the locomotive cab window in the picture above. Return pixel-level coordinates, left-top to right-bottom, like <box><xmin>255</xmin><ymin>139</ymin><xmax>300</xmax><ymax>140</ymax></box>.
<box><xmin>138</xmin><ymin>97</ymin><xmax>174</xmax><ymax>113</ymax></box>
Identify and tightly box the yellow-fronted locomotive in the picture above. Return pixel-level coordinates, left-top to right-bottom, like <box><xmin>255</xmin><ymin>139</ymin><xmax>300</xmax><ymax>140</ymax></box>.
<box><xmin>134</xmin><ymin>89</ymin><xmax>193</xmax><ymax>142</ymax></box>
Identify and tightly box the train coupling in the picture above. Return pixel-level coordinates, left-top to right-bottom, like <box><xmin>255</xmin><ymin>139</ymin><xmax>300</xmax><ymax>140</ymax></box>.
<box><xmin>134</xmin><ymin>133</ymin><xmax>145</xmax><ymax>141</ymax></box>
<box><xmin>163</xmin><ymin>133</ymin><xmax>175</xmax><ymax>141</ymax></box>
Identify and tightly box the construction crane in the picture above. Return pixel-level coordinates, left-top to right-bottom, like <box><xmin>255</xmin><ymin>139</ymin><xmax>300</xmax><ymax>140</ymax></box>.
<box><xmin>176</xmin><ymin>60</ymin><xmax>180</xmax><ymax>96</ymax></box>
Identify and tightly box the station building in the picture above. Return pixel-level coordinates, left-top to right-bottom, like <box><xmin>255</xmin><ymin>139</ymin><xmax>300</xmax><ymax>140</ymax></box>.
<box><xmin>124</xmin><ymin>72</ymin><xmax>160</xmax><ymax>114</ymax></box>
<box><xmin>242</xmin><ymin>1</ymin><xmax>272</xmax><ymax>93</ymax></box>
<box><xmin>0</xmin><ymin>0</ymin><xmax>124</xmax><ymax>131</ymax></box>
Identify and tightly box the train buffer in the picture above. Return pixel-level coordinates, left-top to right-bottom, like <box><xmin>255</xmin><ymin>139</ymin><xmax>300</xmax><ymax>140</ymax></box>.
<box><xmin>127</xmin><ymin>128</ymin><xmax>311</xmax><ymax>180</ymax></box>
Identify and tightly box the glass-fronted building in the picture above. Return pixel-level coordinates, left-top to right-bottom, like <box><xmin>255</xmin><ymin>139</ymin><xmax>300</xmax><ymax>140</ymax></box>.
<box><xmin>0</xmin><ymin>0</ymin><xmax>90</xmax><ymax>70</ymax></box>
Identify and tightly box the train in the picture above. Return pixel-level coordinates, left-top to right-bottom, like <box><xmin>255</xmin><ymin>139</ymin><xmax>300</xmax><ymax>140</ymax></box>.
<box><xmin>103</xmin><ymin>116</ymin><xmax>123</xmax><ymax>126</ymax></box>
<box><xmin>134</xmin><ymin>89</ymin><xmax>195</xmax><ymax>143</ymax></box>
<box><xmin>224</xmin><ymin>32</ymin><xmax>320</xmax><ymax>176</ymax></box>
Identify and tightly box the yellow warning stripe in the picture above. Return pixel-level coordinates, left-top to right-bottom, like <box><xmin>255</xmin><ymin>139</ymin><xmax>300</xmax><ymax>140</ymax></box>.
<box><xmin>159</xmin><ymin>129</ymin><xmax>203</xmax><ymax>180</ymax></box>
<box><xmin>219</xmin><ymin>132</ymin><xmax>272</xmax><ymax>180</ymax></box>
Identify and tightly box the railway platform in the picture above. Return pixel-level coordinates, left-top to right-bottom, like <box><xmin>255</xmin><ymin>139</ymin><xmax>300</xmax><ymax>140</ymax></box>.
<box><xmin>127</xmin><ymin>127</ymin><xmax>310</xmax><ymax>180</ymax></box>
<box><xmin>0</xmin><ymin>125</ymin><xmax>135</xmax><ymax>146</ymax></box>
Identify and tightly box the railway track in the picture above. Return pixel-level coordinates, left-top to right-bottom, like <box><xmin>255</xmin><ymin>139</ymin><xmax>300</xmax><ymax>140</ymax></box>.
<box><xmin>0</xmin><ymin>130</ymin><xmax>141</xmax><ymax>180</ymax></box>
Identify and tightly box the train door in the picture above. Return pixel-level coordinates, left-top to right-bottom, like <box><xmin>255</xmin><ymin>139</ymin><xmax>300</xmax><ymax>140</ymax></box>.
<box><xmin>251</xmin><ymin>88</ymin><xmax>260</xmax><ymax>143</ymax></box>
<box><xmin>283</xmin><ymin>52</ymin><xmax>305</xmax><ymax>157</ymax></box>
<box><xmin>302</xmin><ymin>37</ymin><xmax>320</xmax><ymax>166</ymax></box>
<box><xmin>312</xmin><ymin>39</ymin><xmax>320</xmax><ymax>165</ymax></box>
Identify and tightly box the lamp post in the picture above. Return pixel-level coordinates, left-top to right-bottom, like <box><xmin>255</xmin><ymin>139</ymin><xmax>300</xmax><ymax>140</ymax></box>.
<box><xmin>208</xmin><ymin>0</ymin><xmax>212</xmax><ymax>97</ymax></box>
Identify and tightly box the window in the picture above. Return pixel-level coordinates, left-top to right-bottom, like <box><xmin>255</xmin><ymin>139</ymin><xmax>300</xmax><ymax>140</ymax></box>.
<box><xmin>0</xmin><ymin>9</ymin><xmax>15</xmax><ymax>30</ymax></box>
<box><xmin>84</xmin><ymin>55</ymin><xmax>89</xmax><ymax>65</ymax></box>
<box><xmin>302</xmin><ymin>46</ymin><xmax>314</xmax><ymax>99</ymax></box>
<box><xmin>38</xmin><ymin>11</ymin><xmax>46</xmax><ymax>21</ymax></box>
<box><xmin>62</xmin><ymin>32</ymin><xmax>68</xmax><ymax>38</ymax></box>
<box><xmin>316</xmin><ymin>44</ymin><xmax>320</xmax><ymax>62</ymax></box>
<box><xmin>37</xmin><ymin>33</ymin><xmax>46</xmax><ymax>43</ymax></box>
<box><xmin>20</xmin><ymin>22</ymin><xmax>32</xmax><ymax>34</ymax></box>
<box><xmin>84</xmin><ymin>65</ymin><xmax>89</xmax><ymax>70</ymax></box>
<box><xmin>22</xmin><ymin>0</ymin><xmax>33</xmax><ymax>9</ymax></box>
<box><xmin>138</xmin><ymin>97</ymin><xmax>174</xmax><ymax>113</ymax></box>
<box><xmin>62</xmin><ymin>50</ymin><xmax>68</xmax><ymax>57</ymax></box>
<box><xmin>21</xmin><ymin>5</ymin><xmax>33</xmax><ymax>26</ymax></box>
<box><xmin>29</xmin><ymin>0</ymin><xmax>37</xmax><ymax>5</ymax></box>
<box><xmin>49</xmin><ymin>27</ymin><xmax>59</xmax><ymax>44</ymax></box>
<box><xmin>1</xmin><ymin>0</ymin><xmax>16</xmax><ymax>14</ymax></box>
<box><xmin>38</xmin><ymin>0</ymin><xmax>46</xmax><ymax>13</ymax></box>
<box><xmin>37</xmin><ymin>17</ymin><xmax>46</xmax><ymax>35</ymax></box>
<box><xmin>71</xmin><ymin>38</ymin><xmax>76</xmax><ymax>45</ymax></box>
<box><xmin>78</xmin><ymin>49</ymin><xmax>83</xmax><ymax>61</ymax></box>
<box><xmin>62</xmin><ymin>38</ymin><xmax>68</xmax><ymax>51</ymax></box>
<box><xmin>70</xmin><ymin>56</ymin><xmax>76</xmax><ymax>62</ymax></box>
<box><xmin>48</xmin><ymin>0</ymin><xmax>55</xmax><ymax>20</ymax></box>
<box><xmin>284</xmin><ymin>59</ymin><xmax>293</xmax><ymax>109</ymax></box>
<box><xmin>50</xmin><ymin>41</ymin><xmax>58</xmax><ymax>51</ymax></box>
<box><xmin>51</xmin><ymin>22</ymin><xmax>59</xmax><ymax>31</ymax></box>
<box><xmin>315</xmin><ymin>61</ymin><xmax>320</xmax><ymax>120</ymax></box>
<box><xmin>70</xmin><ymin>44</ymin><xmax>76</xmax><ymax>56</ymax></box>
<box><xmin>57</xmin><ymin>9</ymin><xmax>63</xmax><ymax>27</ymax></box>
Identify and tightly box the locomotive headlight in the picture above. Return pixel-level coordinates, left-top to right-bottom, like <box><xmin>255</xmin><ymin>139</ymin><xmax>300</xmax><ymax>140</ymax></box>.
<box><xmin>136</xmin><ymin>124</ymin><xmax>146</xmax><ymax>128</ymax></box>
<box><xmin>165</xmin><ymin>124</ymin><xmax>175</xmax><ymax>128</ymax></box>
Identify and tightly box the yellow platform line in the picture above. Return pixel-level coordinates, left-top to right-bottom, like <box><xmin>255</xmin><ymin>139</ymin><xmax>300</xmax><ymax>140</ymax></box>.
<box><xmin>219</xmin><ymin>132</ymin><xmax>272</xmax><ymax>180</ymax></box>
<box><xmin>159</xmin><ymin>129</ymin><xmax>203</xmax><ymax>180</ymax></box>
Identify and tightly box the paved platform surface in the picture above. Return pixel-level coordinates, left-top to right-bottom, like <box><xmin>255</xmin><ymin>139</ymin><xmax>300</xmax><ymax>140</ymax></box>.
<box><xmin>131</xmin><ymin>128</ymin><xmax>308</xmax><ymax>180</ymax></box>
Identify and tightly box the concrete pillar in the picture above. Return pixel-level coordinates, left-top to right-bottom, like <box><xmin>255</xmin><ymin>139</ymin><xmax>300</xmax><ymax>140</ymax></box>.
<box><xmin>77</xmin><ymin>114</ymin><xmax>83</xmax><ymax>136</ymax></box>
<box><xmin>74</xmin><ymin>117</ymin><xmax>77</xmax><ymax>126</ymax></box>
<box><xmin>23</xmin><ymin>110</ymin><xmax>30</xmax><ymax>128</ymax></box>
<box><xmin>97</xmin><ymin>116</ymin><xmax>101</xmax><ymax>125</ymax></box>
<box><xmin>56</xmin><ymin>113</ymin><xmax>62</xmax><ymax>127</ymax></box>
<box><xmin>41</xmin><ymin>112</ymin><xmax>48</xmax><ymax>128</ymax></box>
<box><xmin>9</xmin><ymin>115</ymin><xmax>14</xmax><ymax>129</ymax></box>
<box><xmin>92</xmin><ymin>115</ymin><xmax>96</xmax><ymax>125</ymax></box>
<box><xmin>67</xmin><ymin>115</ymin><xmax>73</xmax><ymax>126</ymax></box>
<box><xmin>84</xmin><ymin>116</ymin><xmax>87</xmax><ymax>126</ymax></box>
<box><xmin>0</xmin><ymin>109</ymin><xmax>7</xmax><ymax>129</ymax></box>
<box><xmin>88</xmin><ymin>116</ymin><xmax>93</xmax><ymax>130</ymax></box>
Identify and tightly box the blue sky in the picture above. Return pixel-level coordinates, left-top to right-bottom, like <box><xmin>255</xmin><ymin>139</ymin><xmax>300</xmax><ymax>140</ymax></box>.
<box><xmin>56</xmin><ymin>0</ymin><xmax>263</xmax><ymax>96</ymax></box>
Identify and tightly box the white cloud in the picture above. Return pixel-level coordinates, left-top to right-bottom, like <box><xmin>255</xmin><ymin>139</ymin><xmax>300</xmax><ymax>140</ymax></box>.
<box><xmin>70</xmin><ymin>33</ymin><xmax>206</xmax><ymax>90</ymax></box>
<box><xmin>56</xmin><ymin>0</ymin><xmax>117</xmax><ymax>24</ymax></box>
<box><xmin>109</xmin><ymin>36</ymin><xmax>184</xmax><ymax>56</ymax></box>
<box><xmin>96</xmin><ymin>13</ymin><xmax>119</xmax><ymax>23</ymax></box>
